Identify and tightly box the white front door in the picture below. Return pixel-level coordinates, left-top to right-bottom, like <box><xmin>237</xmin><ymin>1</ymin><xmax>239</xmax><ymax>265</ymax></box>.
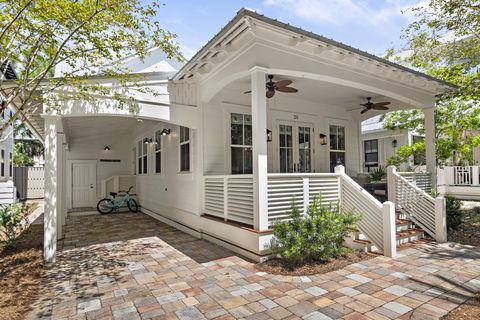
<box><xmin>72</xmin><ymin>161</ymin><xmax>96</xmax><ymax>208</ymax></box>
<box><xmin>277</xmin><ymin>121</ymin><xmax>314</xmax><ymax>173</ymax></box>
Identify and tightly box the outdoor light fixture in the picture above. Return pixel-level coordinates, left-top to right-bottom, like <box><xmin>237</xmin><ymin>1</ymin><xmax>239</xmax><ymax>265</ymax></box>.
<box><xmin>319</xmin><ymin>133</ymin><xmax>328</xmax><ymax>145</ymax></box>
<box><xmin>266</xmin><ymin>129</ymin><xmax>272</xmax><ymax>142</ymax></box>
<box><xmin>160</xmin><ymin>128</ymin><xmax>171</xmax><ymax>136</ymax></box>
<box><xmin>104</xmin><ymin>146</ymin><xmax>110</xmax><ymax>151</ymax></box>
<box><xmin>392</xmin><ymin>139</ymin><xmax>398</xmax><ymax>148</ymax></box>
<box><xmin>143</xmin><ymin>138</ymin><xmax>153</xmax><ymax>144</ymax></box>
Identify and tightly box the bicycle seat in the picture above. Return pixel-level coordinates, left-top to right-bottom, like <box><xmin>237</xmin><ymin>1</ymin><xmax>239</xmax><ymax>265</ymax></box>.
<box><xmin>110</xmin><ymin>192</ymin><xmax>118</xmax><ymax>197</ymax></box>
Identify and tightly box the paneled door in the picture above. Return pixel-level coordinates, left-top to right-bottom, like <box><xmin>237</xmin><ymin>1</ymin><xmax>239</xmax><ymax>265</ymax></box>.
<box><xmin>277</xmin><ymin>121</ymin><xmax>314</xmax><ymax>173</ymax></box>
<box><xmin>71</xmin><ymin>161</ymin><xmax>96</xmax><ymax>208</ymax></box>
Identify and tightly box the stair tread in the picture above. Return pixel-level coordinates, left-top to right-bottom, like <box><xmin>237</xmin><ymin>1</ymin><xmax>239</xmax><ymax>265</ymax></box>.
<box><xmin>353</xmin><ymin>239</ymin><xmax>372</xmax><ymax>245</ymax></box>
<box><xmin>396</xmin><ymin>219</ymin><xmax>412</xmax><ymax>225</ymax></box>
<box><xmin>396</xmin><ymin>228</ymin><xmax>424</xmax><ymax>237</ymax></box>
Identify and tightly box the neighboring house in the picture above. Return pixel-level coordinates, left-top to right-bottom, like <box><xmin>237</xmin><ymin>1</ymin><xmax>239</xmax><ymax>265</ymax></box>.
<box><xmin>361</xmin><ymin>115</ymin><xmax>425</xmax><ymax>172</ymax></box>
<box><xmin>17</xmin><ymin>9</ymin><xmax>454</xmax><ymax>262</ymax></box>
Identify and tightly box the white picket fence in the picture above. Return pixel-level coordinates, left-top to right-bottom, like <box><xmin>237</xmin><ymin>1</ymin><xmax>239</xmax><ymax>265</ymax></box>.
<box><xmin>13</xmin><ymin>166</ymin><xmax>44</xmax><ymax>200</ymax></box>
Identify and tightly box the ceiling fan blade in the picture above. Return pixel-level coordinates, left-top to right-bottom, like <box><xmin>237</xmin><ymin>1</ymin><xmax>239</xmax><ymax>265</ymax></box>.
<box><xmin>360</xmin><ymin>103</ymin><xmax>370</xmax><ymax>107</ymax></box>
<box><xmin>360</xmin><ymin>108</ymin><xmax>369</xmax><ymax>114</ymax></box>
<box><xmin>274</xmin><ymin>80</ymin><xmax>293</xmax><ymax>88</ymax></box>
<box><xmin>276</xmin><ymin>87</ymin><xmax>298</xmax><ymax>93</ymax></box>
<box><xmin>372</xmin><ymin>105</ymin><xmax>390</xmax><ymax>110</ymax></box>
<box><xmin>243</xmin><ymin>90</ymin><xmax>251</xmax><ymax>94</ymax></box>
<box><xmin>347</xmin><ymin>107</ymin><xmax>364</xmax><ymax>112</ymax></box>
<box><xmin>266</xmin><ymin>90</ymin><xmax>275</xmax><ymax>98</ymax></box>
<box><xmin>372</xmin><ymin>102</ymin><xmax>390</xmax><ymax>107</ymax></box>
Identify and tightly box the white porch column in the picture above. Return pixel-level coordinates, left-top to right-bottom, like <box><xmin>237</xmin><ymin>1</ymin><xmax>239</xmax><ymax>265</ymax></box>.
<box><xmin>43</xmin><ymin>115</ymin><xmax>64</xmax><ymax>263</ymax></box>
<box><xmin>424</xmin><ymin>107</ymin><xmax>437</xmax><ymax>186</ymax></box>
<box><xmin>251</xmin><ymin>67</ymin><xmax>268</xmax><ymax>231</ymax></box>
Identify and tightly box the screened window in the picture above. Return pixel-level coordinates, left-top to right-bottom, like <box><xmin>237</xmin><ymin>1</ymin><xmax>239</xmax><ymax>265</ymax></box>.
<box><xmin>231</xmin><ymin>113</ymin><xmax>252</xmax><ymax>174</ymax></box>
<box><xmin>180</xmin><ymin>126</ymin><xmax>190</xmax><ymax>172</ymax></box>
<box><xmin>329</xmin><ymin>125</ymin><xmax>346</xmax><ymax>172</ymax></box>
<box><xmin>155</xmin><ymin>130</ymin><xmax>162</xmax><ymax>173</ymax></box>
<box><xmin>413</xmin><ymin>135</ymin><xmax>426</xmax><ymax>165</ymax></box>
<box><xmin>364</xmin><ymin>139</ymin><xmax>379</xmax><ymax>163</ymax></box>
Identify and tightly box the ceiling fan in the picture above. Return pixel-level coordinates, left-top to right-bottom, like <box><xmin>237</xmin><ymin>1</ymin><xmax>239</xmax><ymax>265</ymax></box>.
<box><xmin>244</xmin><ymin>75</ymin><xmax>298</xmax><ymax>98</ymax></box>
<box><xmin>350</xmin><ymin>97</ymin><xmax>390</xmax><ymax>114</ymax></box>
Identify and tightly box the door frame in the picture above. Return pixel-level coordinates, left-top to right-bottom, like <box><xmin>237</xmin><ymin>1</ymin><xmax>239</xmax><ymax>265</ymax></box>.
<box><xmin>274</xmin><ymin>120</ymin><xmax>315</xmax><ymax>173</ymax></box>
<box><xmin>66</xmin><ymin>159</ymin><xmax>97</xmax><ymax>209</ymax></box>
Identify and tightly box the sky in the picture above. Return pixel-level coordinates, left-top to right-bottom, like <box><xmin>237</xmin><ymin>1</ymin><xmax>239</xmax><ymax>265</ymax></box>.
<box><xmin>153</xmin><ymin>0</ymin><xmax>424</xmax><ymax>60</ymax></box>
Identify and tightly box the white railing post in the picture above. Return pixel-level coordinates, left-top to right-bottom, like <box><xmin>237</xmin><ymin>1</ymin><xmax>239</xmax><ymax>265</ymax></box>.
<box><xmin>382</xmin><ymin>201</ymin><xmax>396</xmax><ymax>258</ymax></box>
<box><xmin>223</xmin><ymin>177</ymin><xmax>228</xmax><ymax>221</ymax></box>
<box><xmin>387</xmin><ymin>166</ymin><xmax>397</xmax><ymax>203</ymax></box>
<box><xmin>472</xmin><ymin>166</ymin><xmax>480</xmax><ymax>186</ymax></box>
<box><xmin>434</xmin><ymin>196</ymin><xmax>447</xmax><ymax>242</ymax></box>
<box><xmin>303</xmin><ymin>177</ymin><xmax>310</xmax><ymax>215</ymax></box>
<box><xmin>334</xmin><ymin>165</ymin><xmax>345</xmax><ymax>174</ymax></box>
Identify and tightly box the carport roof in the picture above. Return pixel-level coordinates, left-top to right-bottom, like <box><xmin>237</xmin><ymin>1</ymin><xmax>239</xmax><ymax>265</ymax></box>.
<box><xmin>174</xmin><ymin>8</ymin><xmax>456</xmax><ymax>91</ymax></box>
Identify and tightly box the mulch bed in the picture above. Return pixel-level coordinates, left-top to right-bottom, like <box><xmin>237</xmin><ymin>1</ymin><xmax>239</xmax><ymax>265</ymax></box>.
<box><xmin>443</xmin><ymin>294</ymin><xmax>480</xmax><ymax>320</ymax></box>
<box><xmin>255</xmin><ymin>251</ymin><xmax>377</xmax><ymax>276</ymax></box>
<box><xmin>0</xmin><ymin>223</ymin><xmax>45</xmax><ymax>320</ymax></box>
<box><xmin>448</xmin><ymin>207</ymin><xmax>480</xmax><ymax>247</ymax></box>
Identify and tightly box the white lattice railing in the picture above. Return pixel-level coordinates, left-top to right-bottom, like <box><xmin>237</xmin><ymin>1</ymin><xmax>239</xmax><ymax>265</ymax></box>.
<box><xmin>452</xmin><ymin>166</ymin><xmax>480</xmax><ymax>186</ymax></box>
<box><xmin>387</xmin><ymin>166</ymin><xmax>446</xmax><ymax>241</ymax></box>
<box><xmin>398</xmin><ymin>172</ymin><xmax>432</xmax><ymax>193</ymax></box>
<box><xmin>267</xmin><ymin>173</ymin><xmax>341</xmax><ymax>225</ymax></box>
<box><xmin>340</xmin><ymin>174</ymin><xmax>385</xmax><ymax>251</ymax></box>
<box><xmin>204</xmin><ymin>175</ymin><xmax>254</xmax><ymax>226</ymax></box>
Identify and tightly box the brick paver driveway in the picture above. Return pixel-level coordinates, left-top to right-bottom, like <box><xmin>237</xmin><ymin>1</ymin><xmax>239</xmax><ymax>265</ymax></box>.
<box><xmin>29</xmin><ymin>212</ymin><xmax>480</xmax><ymax>320</ymax></box>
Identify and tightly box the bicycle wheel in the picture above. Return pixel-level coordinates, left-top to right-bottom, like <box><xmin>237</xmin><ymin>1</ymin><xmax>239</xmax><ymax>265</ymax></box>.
<box><xmin>97</xmin><ymin>198</ymin><xmax>114</xmax><ymax>214</ymax></box>
<box><xmin>127</xmin><ymin>199</ymin><xmax>138</xmax><ymax>213</ymax></box>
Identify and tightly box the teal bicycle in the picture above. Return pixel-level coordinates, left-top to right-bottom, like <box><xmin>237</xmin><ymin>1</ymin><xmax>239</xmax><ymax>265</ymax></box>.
<box><xmin>97</xmin><ymin>186</ymin><xmax>138</xmax><ymax>214</ymax></box>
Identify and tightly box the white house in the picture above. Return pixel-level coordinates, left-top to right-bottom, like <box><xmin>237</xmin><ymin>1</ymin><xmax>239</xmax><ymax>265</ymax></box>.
<box><xmin>19</xmin><ymin>9</ymin><xmax>454</xmax><ymax>263</ymax></box>
<box><xmin>361</xmin><ymin>115</ymin><xmax>425</xmax><ymax>172</ymax></box>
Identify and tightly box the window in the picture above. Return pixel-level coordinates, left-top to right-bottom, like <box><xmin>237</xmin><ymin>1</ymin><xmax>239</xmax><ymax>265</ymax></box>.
<box><xmin>231</xmin><ymin>113</ymin><xmax>252</xmax><ymax>174</ymax></box>
<box><xmin>180</xmin><ymin>126</ymin><xmax>190</xmax><ymax>172</ymax></box>
<box><xmin>155</xmin><ymin>130</ymin><xmax>162</xmax><ymax>173</ymax></box>
<box><xmin>1</xmin><ymin>150</ymin><xmax>4</xmax><ymax>176</ymax></box>
<box><xmin>412</xmin><ymin>135</ymin><xmax>426</xmax><ymax>165</ymax></box>
<box><xmin>137</xmin><ymin>140</ymin><xmax>147</xmax><ymax>174</ymax></box>
<box><xmin>9</xmin><ymin>152</ymin><xmax>12</xmax><ymax>177</ymax></box>
<box><xmin>364</xmin><ymin>139</ymin><xmax>378</xmax><ymax>163</ymax></box>
<box><xmin>329</xmin><ymin>125</ymin><xmax>346</xmax><ymax>172</ymax></box>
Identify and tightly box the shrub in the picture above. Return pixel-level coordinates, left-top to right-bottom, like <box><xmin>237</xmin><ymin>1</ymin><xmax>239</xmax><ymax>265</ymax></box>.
<box><xmin>446</xmin><ymin>196</ymin><xmax>463</xmax><ymax>230</ymax></box>
<box><xmin>368</xmin><ymin>166</ymin><xmax>386</xmax><ymax>182</ymax></box>
<box><xmin>270</xmin><ymin>195</ymin><xmax>361</xmax><ymax>267</ymax></box>
<box><xmin>0</xmin><ymin>203</ymin><xmax>38</xmax><ymax>249</ymax></box>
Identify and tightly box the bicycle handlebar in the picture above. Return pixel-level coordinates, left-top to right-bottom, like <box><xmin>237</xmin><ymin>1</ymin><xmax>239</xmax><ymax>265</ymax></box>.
<box><xmin>127</xmin><ymin>186</ymin><xmax>133</xmax><ymax>193</ymax></box>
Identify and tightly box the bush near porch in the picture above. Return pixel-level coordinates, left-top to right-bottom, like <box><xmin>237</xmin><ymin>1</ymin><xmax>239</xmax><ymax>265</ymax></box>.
<box><xmin>269</xmin><ymin>195</ymin><xmax>362</xmax><ymax>268</ymax></box>
<box><xmin>0</xmin><ymin>203</ymin><xmax>38</xmax><ymax>249</ymax></box>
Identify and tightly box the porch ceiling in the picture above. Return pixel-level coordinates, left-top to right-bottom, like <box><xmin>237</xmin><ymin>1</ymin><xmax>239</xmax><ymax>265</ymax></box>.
<box><xmin>63</xmin><ymin>116</ymin><xmax>159</xmax><ymax>149</ymax></box>
<box><xmin>218</xmin><ymin>75</ymin><xmax>417</xmax><ymax>121</ymax></box>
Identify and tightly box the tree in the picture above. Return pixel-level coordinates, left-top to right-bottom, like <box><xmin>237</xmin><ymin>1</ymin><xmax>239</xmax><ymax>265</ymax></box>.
<box><xmin>0</xmin><ymin>0</ymin><xmax>183</xmax><ymax>135</ymax></box>
<box><xmin>13</xmin><ymin>123</ymin><xmax>44</xmax><ymax>166</ymax></box>
<box><xmin>383</xmin><ymin>0</ymin><xmax>480</xmax><ymax>166</ymax></box>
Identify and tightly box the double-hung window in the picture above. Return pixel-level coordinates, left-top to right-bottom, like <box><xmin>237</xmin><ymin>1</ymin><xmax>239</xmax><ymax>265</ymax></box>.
<box><xmin>137</xmin><ymin>140</ymin><xmax>147</xmax><ymax>174</ymax></box>
<box><xmin>1</xmin><ymin>150</ymin><xmax>4</xmax><ymax>176</ymax></box>
<box><xmin>231</xmin><ymin>113</ymin><xmax>252</xmax><ymax>174</ymax></box>
<box><xmin>155</xmin><ymin>130</ymin><xmax>162</xmax><ymax>173</ymax></box>
<box><xmin>9</xmin><ymin>152</ymin><xmax>12</xmax><ymax>177</ymax></box>
<box><xmin>329</xmin><ymin>125</ymin><xmax>346</xmax><ymax>172</ymax></box>
<box><xmin>364</xmin><ymin>139</ymin><xmax>378</xmax><ymax>164</ymax></box>
<box><xmin>179</xmin><ymin>126</ymin><xmax>190</xmax><ymax>172</ymax></box>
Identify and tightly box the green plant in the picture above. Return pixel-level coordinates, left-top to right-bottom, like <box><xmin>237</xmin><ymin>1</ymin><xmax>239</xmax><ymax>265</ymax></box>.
<box><xmin>0</xmin><ymin>203</ymin><xmax>37</xmax><ymax>249</ymax></box>
<box><xmin>446</xmin><ymin>196</ymin><xmax>463</xmax><ymax>230</ymax></box>
<box><xmin>368</xmin><ymin>166</ymin><xmax>387</xmax><ymax>183</ymax></box>
<box><xmin>270</xmin><ymin>194</ymin><xmax>361</xmax><ymax>267</ymax></box>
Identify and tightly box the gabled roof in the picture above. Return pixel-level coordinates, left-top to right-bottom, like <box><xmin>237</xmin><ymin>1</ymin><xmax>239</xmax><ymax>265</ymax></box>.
<box><xmin>174</xmin><ymin>8</ymin><xmax>456</xmax><ymax>89</ymax></box>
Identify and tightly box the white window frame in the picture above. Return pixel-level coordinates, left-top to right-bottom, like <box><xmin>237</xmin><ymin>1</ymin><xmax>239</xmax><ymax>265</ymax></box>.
<box><xmin>9</xmin><ymin>152</ymin><xmax>12</xmax><ymax>177</ymax></box>
<box><xmin>179</xmin><ymin>126</ymin><xmax>191</xmax><ymax>172</ymax></box>
<box><xmin>328</xmin><ymin>123</ymin><xmax>346</xmax><ymax>172</ymax></box>
<box><xmin>137</xmin><ymin>140</ymin><xmax>147</xmax><ymax>175</ymax></box>
<box><xmin>154</xmin><ymin>130</ymin><xmax>162</xmax><ymax>174</ymax></box>
<box><xmin>0</xmin><ymin>149</ymin><xmax>4</xmax><ymax>177</ymax></box>
<box><xmin>230</xmin><ymin>112</ymin><xmax>253</xmax><ymax>174</ymax></box>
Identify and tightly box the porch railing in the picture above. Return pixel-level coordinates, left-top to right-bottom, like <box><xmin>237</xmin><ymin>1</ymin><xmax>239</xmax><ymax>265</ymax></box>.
<box><xmin>387</xmin><ymin>166</ymin><xmax>446</xmax><ymax>241</ymax></box>
<box><xmin>397</xmin><ymin>172</ymin><xmax>432</xmax><ymax>193</ymax></box>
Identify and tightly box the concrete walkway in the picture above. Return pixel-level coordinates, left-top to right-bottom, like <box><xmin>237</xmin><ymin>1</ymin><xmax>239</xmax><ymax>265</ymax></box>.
<box><xmin>28</xmin><ymin>212</ymin><xmax>480</xmax><ymax>320</ymax></box>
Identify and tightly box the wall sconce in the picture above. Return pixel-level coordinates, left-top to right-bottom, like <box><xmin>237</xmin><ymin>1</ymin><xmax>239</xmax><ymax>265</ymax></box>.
<box><xmin>104</xmin><ymin>146</ymin><xmax>110</xmax><ymax>151</ymax></box>
<box><xmin>160</xmin><ymin>128</ymin><xmax>171</xmax><ymax>136</ymax></box>
<box><xmin>392</xmin><ymin>139</ymin><xmax>398</xmax><ymax>148</ymax></box>
<box><xmin>143</xmin><ymin>138</ymin><xmax>153</xmax><ymax>144</ymax></box>
<box><xmin>266</xmin><ymin>129</ymin><xmax>272</xmax><ymax>142</ymax></box>
<box><xmin>319</xmin><ymin>134</ymin><xmax>328</xmax><ymax>145</ymax></box>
